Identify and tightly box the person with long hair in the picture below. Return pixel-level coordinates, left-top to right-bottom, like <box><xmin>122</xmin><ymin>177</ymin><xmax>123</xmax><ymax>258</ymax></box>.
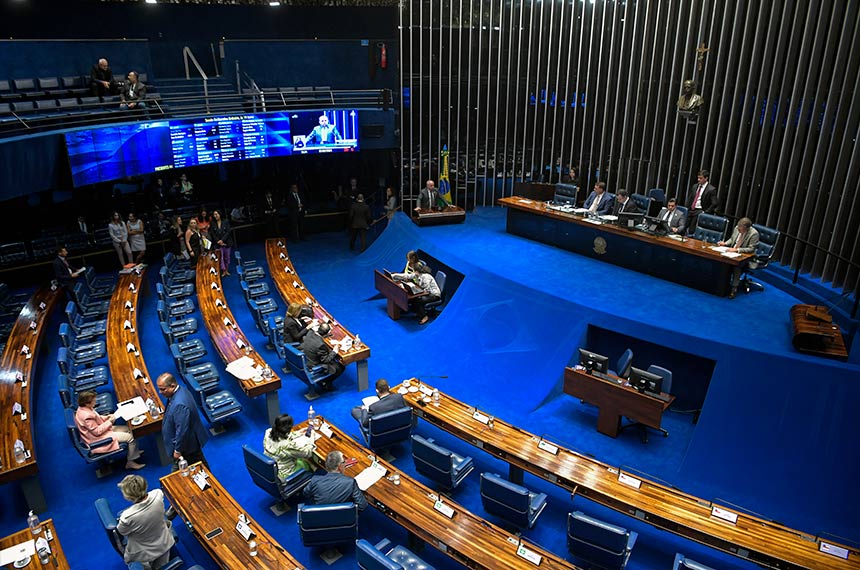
<box><xmin>208</xmin><ymin>209</ymin><xmax>233</xmax><ymax>276</ymax></box>
<box><xmin>184</xmin><ymin>217</ymin><xmax>204</xmax><ymax>258</ymax></box>
<box><xmin>262</xmin><ymin>414</ymin><xmax>314</xmax><ymax>480</ymax></box>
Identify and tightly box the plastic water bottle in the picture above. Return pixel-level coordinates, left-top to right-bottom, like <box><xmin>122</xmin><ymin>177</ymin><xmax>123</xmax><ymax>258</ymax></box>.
<box><xmin>249</xmin><ymin>540</ymin><xmax>258</xmax><ymax>557</ymax></box>
<box><xmin>178</xmin><ymin>455</ymin><xmax>189</xmax><ymax>476</ymax></box>
<box><xmin>148</xmin><ymin>400</ymin><xmax>160</xmax><ymax>420</ymax></box>
<box><xmin>27</xmin><ymin>510</ymin><xmax>41</xmax><ymax>535</ymax></box>
<box><xmin>14</xmin><ymin>441</ymin><xmax>26</xmax><ymax>464</ymax></box>
<box><xmin>432</xmin><ymin>388</ymin><xmax>440</xmax><ymax>407</ymax></box>
<box><xmin>354</xmin><ymin>334</ymin><xmax>362</xmax><ymax>348</ymax></box>
<box><xmin>308</xmin><ymin>406</ymin><xmax>316</xmax><ymax>429</ymax></box>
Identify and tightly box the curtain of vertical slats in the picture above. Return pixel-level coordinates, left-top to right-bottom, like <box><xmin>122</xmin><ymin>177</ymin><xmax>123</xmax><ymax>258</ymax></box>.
<box><xmin>400</xmin><ymin>0</ymin><xmax>859</xmax><ymax>292</ymax></box>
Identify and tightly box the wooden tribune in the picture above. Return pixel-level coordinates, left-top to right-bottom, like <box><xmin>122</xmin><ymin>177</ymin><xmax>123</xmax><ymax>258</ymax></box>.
<box><xmin>412</xmin><ymin>206</ymin><xmax>466</xmax><ymax>227</ymax></box>
<box><xmin>790</xmin><ymin>304</ymin><xmax>848</xmax><ymax>359</ymax></box>
<box><xmin>0</xmin><ymin>519</ymin><xmax>70</xmax><ymax>569</ymax></box>
<box><xmin>400</xmin><ymin>380</ymin><xmax>860</xmax><ymax>570</ymax></box>
<box><xmin>0</xmin><ymin>286</ymin><xmax>59</xmax><ymax>513</ymax></box>
<box><xmin>308</xmin><ymin>419</ymin><xmax>581</xmax><ymax>570</ymax></box>
<box><xmin>373</xmin><ymin>269</ymin><xmax>422</xmax><ymax>320</ymax></box>
<box><xmin>265</xmin><ymin>239</ymin><xmax>370</xmax><ymax>391</ymax></box>
<box><xmin>161</xmin><ymin>464</ymin><xmax>304</xmax><ymax>569</ymax></box>
<box><xmin>562</xmin><ymin>367</ymin><xmax>673</xmax><ymax>437</ymax></box>
<box><xmin>196</xmin><ymin>252</ymin><xmax>281</xmax><ymax>422</ymax></box>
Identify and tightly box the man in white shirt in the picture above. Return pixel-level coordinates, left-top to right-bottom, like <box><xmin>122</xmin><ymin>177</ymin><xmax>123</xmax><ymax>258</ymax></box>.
<box><xmin>411</xmin><ymin>266</ymin><xmax>441</xmax><ymax>324</ymax></box>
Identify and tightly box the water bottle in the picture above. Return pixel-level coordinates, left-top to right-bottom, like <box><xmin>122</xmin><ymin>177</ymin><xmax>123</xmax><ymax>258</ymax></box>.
<box><xmin>432</xmin><ymin>388</ymin><xmax>440</xmax><ymax>407</ymax></box>
<box><xmin>249</xmin><ymin>540</ymin><xmax>258</xmax><ymax>557</ymax></box>
<box><xmin>488</xmin><ymin>416</ymin><xmax>495</xmax><ymax>430</ymax></box>
<box><xmin>308</xmin><ymin>406</ymin><xmax>316</xmax><ymax>429</ymax></box>
<box><xmin>148</xmin><ymin>400</ymin><xmax>160</xmax><ymax>420</ymax></box>
<box><xmin>27</xmin><ymin>510</ymin><xmax>41</xmax><ymax>535</ymax></box>
<box><xmin>354</xmin><ymin>334</ymin><xmax>362</xmax><ymax>348</ymax></box>
<box><xmin>178</xmin><ymin>455</ymin><xmax>189</xmax><ymax>476</ymax></box>
<box><xmin>14</xmin><ymin>441</ymin><xmax>26</xmax><ymax>464</ymax></box>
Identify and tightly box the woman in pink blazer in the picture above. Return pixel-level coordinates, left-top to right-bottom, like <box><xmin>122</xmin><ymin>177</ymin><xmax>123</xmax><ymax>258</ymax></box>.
<box><xmin>74</xmin><ymin>391</ymin><xmax>145</xmax><ymax>470</ymax></box>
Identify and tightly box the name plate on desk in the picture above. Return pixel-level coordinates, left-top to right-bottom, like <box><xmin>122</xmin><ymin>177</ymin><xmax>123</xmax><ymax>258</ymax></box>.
<box><xmin>192</xmin><ymin>471</ymin><xmax>210</xmax><ymax>490</ymax></box>
<box><xmin>516</xmin><ymin>544</ymin><xmax>543</xmax><ymax>566</ymax></box>
<box><xmin>284</xmin><ymin>266</ymin><xmax>293</xmax><ymax>274</ymax></box>
<box><xmin>433</xmin><ymin>499</ymin><xmax>455</xmax><ymax>518</ymax></box>
<box><xmin>711</xmin><ymin>505</ymin><xmax>738</xmax><ymax>525</ymax></box>
<box><xmin>472</xmin><ymin>411</ymin><xmax>490</xmax><ymax>425</ymax></box>
<box><xmin>235</xmin><ymin>520</ymin><xmax>255</xmax><ymax>540</ymax></box>
<box><xmin>820</xmin><ymin>542</ymin><xmax>850</xmax><ymax>559</ymax></box>
<box><xmin>319</xmin><ymin>423</ymin><xmax>333</xmax><ymax>438</ymax></box>
<box><xmin>211</xmin><ymin>282</ymin><xmax>220</xmax><ymax>290</ymax></box>
<box><xmin>537</xmin><ymin>439</ymin><xmax>559</xmax><ymax>455</ymax></box>
<box><xmin>209</xmin><ymin>267</ymin><xmax>217</xmax><ymax>275</ymax></box>
<box><xmin>618</xmin><ymin>472</ymin><xmax>642</xmax><ymax>489</ymax></box>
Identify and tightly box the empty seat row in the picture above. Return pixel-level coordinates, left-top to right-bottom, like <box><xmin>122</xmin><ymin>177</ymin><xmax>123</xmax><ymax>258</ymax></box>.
<box><xmin>0</xmin><ymin>73</ymin><xmax>151</xmax><ymax>102</ymax></box>
<box><xmin>0</xmin><ymin>93</ymin><xmax>164</xmax><ymax>122</ymax></box>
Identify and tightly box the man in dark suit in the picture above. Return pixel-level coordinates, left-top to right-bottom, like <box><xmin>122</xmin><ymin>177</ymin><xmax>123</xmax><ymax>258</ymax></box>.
<box><xmin>53</xmin><ymin>246</ymin><xmax>84</xmax><ymax>308</ymax></box>
<box><xmin>348</xmin><ymin>194</ymin><xmax>372</xmax><ymax>252</ymax></box>
<box><xmin>261</xmin><ymin>189</ymin><xmax>282</xmax><ymax>237</ymax></box>
<box><xmin>119</xmin><ymin>71</ymin><xmax>147</xmax><ymax>110</ymax></box>
<box><xmin>685</xmin><ymin>169</ymin><xmax>719</xmax><ymax>234</ymax></box>
<box><xmin>285</xmin><ymin>184</ymin><xmax>307</xmax><ymax>241</ymax></box>
<box><xmin>656</xmin><ymin>198</ymin><xmax>687</xmax><ymax>234</ymax></box>
<box><xmin>612</xmin><ymin>189</ymin><xmax>640</xmax><ymax>215</ymax></box>
<box><xmin>156</xmin><ymin>372</ymin><xmax>210</xmax><ymax>470</ymax></box>
<box><xmin>90</xmin><ymin>58</ymin><xmax>117</xmax><ymax>96</ymax></box>
<box><xmin>416</xmin><ymin>180</ymin><xmax>443</xmax><ymax>210</ymax></box>
<box><xmin>350</xmin><ymin>378</ymin><xmax>407</xmax><ymax>427</ymax></box>
<box><xmin>718</xmin><ymin>217</ymin><xmax>760</xmax><ymax>299</ymax></box>
<box><xmin>303</xmin><ymin>450</ymin><xmax>368</xmax><ymax>511</ymax></box>
<box><xmin>299</xmin><ymin>323</ymin><xmax>345</xmax><ymax>388</ymax></box>
<box><xmin>583</xmin><ymin>182</ymin><xmax>613</xmax><ymax>215</ymax></box>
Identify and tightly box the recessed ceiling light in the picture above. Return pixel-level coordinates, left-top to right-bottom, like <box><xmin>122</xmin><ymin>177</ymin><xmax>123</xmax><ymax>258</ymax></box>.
<box><xmin>269</xmin><ymin>1</ymin><xmax>280</xmax><ymax>5</ymax></box>
<box><xmin>145</xmin><ymin>0</ymin><xmax>157</xmax><ymax>4</ymax></box>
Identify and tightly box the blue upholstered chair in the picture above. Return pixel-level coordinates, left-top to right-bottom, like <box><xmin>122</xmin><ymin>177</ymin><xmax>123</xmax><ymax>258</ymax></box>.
<box><xmin>242</xmin><ymin>444</ymin><xmax>313</xmax><ymax>508</ymax></box>
<box><xmin>673</xmin><ymin>553</ymin><xmax>716</xmax><ymax>570</ymax></box>
<box><xmin>59</xmin><ymin>323</ymin><xmax>106</xmax><ymax>365</ymax></box>
<box><xmin>567</xmin><ymin>511</ymin><xmax>637</xmax><ymax>570</ymax></box>
<box><xmin>647</xmin><ymin>188</ymin><xmax>666</xmax><ymax>208</ymax></box>
<box><xmin>357</xmin><ymin>538</ymin><xmax>437</xmax><ymax>570</ymax></box>
<box><xmin>248</xmin><ymin>297</ymin><xmax>279</xmax><ymax>332</ymax></box>
<box><xmin>359</xmin><ymin>406</ymin><xmax>414</xmax><ymax>453</ymax></box>
<box><xmin>609</xmin><ymin>349</ymin><xmax>633</xmax><ymax>379</ymax></box>
<box><xmin>553</xmin><ymin>183</ymin><xmax>579</xmax><ymax>205</ymax></box>
<box><xmin>267</xmin><ymin>316</ymin><xmax>287</xmax><ymax>360</ymax></box>
<box><xmin>158</xmin><ymin>266</ymin><xmax>194</xmax><ymax>296</ymax></box>
<box><xmin>156</xmin><ymin>301</ymin><xmax>198</xmax><ymax>337</ymax></box>
<box><xmin>57</xmin><ymin>346</ymin><xmax>109</xmax><ymax>388</ymax></box>
<box><xmin>72</xmin><ymin>282</ymin><xmax>111</xmax><ymax>317</ymax></box>
<box><xmin>170</xmin><ymin>344</ymin><xmax>220</xmax><ymax>391</ymax></box>
<box><xmin>67</xmin><ymin>408</ymin><xmax>128</xmax><ymax>470</ymax></box>
<box><xmin>184</xmin><ymin>373</ymin><xmax>242</xmax><ymax>425</ymax></box>
<box><xmin>83</xmin><ymin>267</ymin><xmax>116</xmax><ymax>293</ymax></box>
<box><xmin>65</xmin><ymin>301</ymin><xmax>106</xmax><ymax>340</ymax></box>
<box><xmin>283</xmin><ymin>342</ymin><xmax>337</xmax><ymax>398</ymax></box>
<box><xmin>629</xmin><ymin>193</ymin><xmax>652</xmax><ymax>215</ymax></box>
<box><xmin>410</xmin><ymin>434</ymin><xmax>474</xmax><ymax>491</ymax></box>
<box><xmin>162</xmin><ymin>327</ymin><xmax>206</xmax><ymax>362</ymax></box>
<box><xmin>239</xmin><ymin>272</ymin><xmax>270</xmax><ymax>297</ymax></box>
<box><xmin>58</xmin><ymin>374</ymin><xmax>114</xmax><ymax>414</ymax></box>
<box><xmin>94</xmin><ymin>497</ymin><xmax>126</xmax><ymax>557</ymax></box>
<box><xmin>156</xmin><ymin>286</ymin><xmax>195</xmax><ymax>318</ymax></box>
<box><xmin>235</xmin><ymin>251</ymin><xmax>266</xmax><ymax>281</ymax></box>
<box><xmin>692</xmin><ymin>213</ymin><xmax>728</xmax><ymax>243</ymax></box>
<box><xmin>743</xmin><ymin>224</ymin><xmax>780</xmax><ymax>293</ymax></box>
<box><xmin>619</xmin><ymin>364</ymin><xmax>673</xmax><ymax>443</ymax></box>
<box><xmin>479</xmin><ymin>472</ymin><xmax>547</xmax><ymax>530</ymax></box>
<box><xmin>297</xmin><ymin>503</ymin><xmax>359</xmax><ymax>547</ymax></box>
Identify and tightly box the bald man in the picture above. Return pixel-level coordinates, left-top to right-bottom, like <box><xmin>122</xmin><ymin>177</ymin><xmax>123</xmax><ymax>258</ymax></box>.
<box><xmin>417</xmin><ymin>180</ymin><xmax>443</xmax><ymax>210</ymax></box>
<box><xmin>90</xmin><ymin>58</ymin><xmax>117</xmax><ymax>96</ymax></box>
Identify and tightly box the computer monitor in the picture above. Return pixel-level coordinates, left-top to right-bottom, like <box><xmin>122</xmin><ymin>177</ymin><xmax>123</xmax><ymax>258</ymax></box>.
<box><xmin>629</xmin><ymin>367</ymin><xmax>664</xmax><ymax>396</ymax></box>
<box><xmin>578</xmin><ymin>348</ymin><xmax>609</xmax><ymax>374</ymax></box>
<box><xmin>616</xmin><ymin>211</ymin><xmax>645</xmax><ymax>229</ymax></box>
<box><xmin>642</xmin><ymin>216</ymin><xmax>670</xmax><ymax>236</ymax></box>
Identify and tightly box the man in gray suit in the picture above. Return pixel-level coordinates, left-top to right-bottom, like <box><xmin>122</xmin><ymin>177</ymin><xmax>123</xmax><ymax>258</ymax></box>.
<box><xmin>299</xmin><ymin>323</ymin><xmax>345</xmax><ymax>388</ymax></box>
<box><xmin>303</xmin><ymin>450</ymin><xmax>368</xmax><ymax>511</ymax></box>
<box><xmin>656</xmin><ymin>198</ymin><xmax>687</xmax><ymax>235</ymax></box>
<box><xmin>416</xmin><ymin>179</ymin><xmax>444</xmax><ymax>210</ymax></box>
<box><xmin>718</xmin><ymin>217</ymin><xmax>760</xmax><ymax>299</ymax></box>
<box><xmin>350</xmin><ymin>378</ymin><xmax>408</xmax><ymax>427</ymax></box>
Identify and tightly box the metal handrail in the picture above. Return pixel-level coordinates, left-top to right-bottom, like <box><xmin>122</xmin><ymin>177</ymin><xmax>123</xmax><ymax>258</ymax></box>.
<box><xmin>182</xmin><ymin>46</ymin><xmax>209</xmax><ymax>113</ymax></box>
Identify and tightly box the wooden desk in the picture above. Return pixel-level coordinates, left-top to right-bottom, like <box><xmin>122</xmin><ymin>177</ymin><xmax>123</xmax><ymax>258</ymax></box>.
<box><xmin>790</xmin><ymin>304</ymin><xmax>848</xmax><ymax>359</ymax></box>
<box><xmin>161</xmin><ymin>464</ymin><xmax>304</xmax><ymax>570</ymax></box>
<box><xmin>107</xmin><ymin>269</ymin><xmax>169</xmax><ymax>464</ymax></box>
<box><xmin>498</xmin><ymin>196</ymin><xmax>753</xmax><ymax>296</ymax></box>
<box><xmin>0</xmin><ymin>519</ymin><xmax>70</xmax><ymax>569</ymax></box>
<box><xmin>0</xmin><ymin>286</ymin><xmax>60</xmax><ymax>513</ymax></box>
<box><xmin>562</xmin><ymin>367</ymin><xmax>673</xmax><ymax>437</ymax></box>
<box><xmin>401</xmin><ymin>381</ymin><xmax>859</xmax><ymax>570</ymax></box>
<box><xmin>373</xmin><ymin>269</ymin><xmax>422</xmax><ymax>320</ymax></box>
<box><xmin>309</xmin><ymin>419</ymin><xmax>581</xmax><ymax>570</ymax></box>
<box><xmin>412</xmin><ymin>206</ymin><xmax>466</xmax><ymax>227</ymax></box>
<box><xmin>265</xmin><ymin>239</ymin><xmax>370</xmax><ymax>391</ymax></box>
<box><xmin>196</xmin><ymin>253</ymin><xmax>281</xmax><ymax>423</ymax></box>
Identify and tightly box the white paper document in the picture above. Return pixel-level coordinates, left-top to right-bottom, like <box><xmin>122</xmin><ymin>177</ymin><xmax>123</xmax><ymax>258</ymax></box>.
<box><xmin>0</xmin><ymin>539</ymin><xmax>36</xmax><ymax>566</ymax></box>
<box><xmin>355</xmin><ymin>462</ymin><xmax>387</xmax><ymax>491</ymax></box>
<box><xmin>116</xmin><ymin>396</ymin><xmax>148</xmax><ymax>420</ymax></box>
<box><xmin>226</xmin><ymin>356</ymin><xmax>260</xmax><ymax>380</ymax></box>
<box><xmin>720</xmin><ymin>251</ymin><xmax>742</xmax><ymax>258</ymax></box>
<box><xmin>710</xmin><ymin>246</ymin><xmax>729</xmax><ymax>252</ymax></box>
<box><xmin>362</xmin><ymin>396</ymin><xmax>380</xmax><ymax>408</ymax></box>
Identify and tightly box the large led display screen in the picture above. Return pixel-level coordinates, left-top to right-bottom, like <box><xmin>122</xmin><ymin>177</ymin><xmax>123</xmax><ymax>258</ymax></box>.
<box><xmin>65</xmin><ymin>110</ymin><xmax>358</xmax><ymax>187</ymax></box>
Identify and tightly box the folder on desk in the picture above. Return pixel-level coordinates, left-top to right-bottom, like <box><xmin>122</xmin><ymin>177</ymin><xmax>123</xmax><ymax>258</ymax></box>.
<box><xmin>116</xmin><ymin>397</ymin><xmax>148</xmax><ymax>421</ymax></box>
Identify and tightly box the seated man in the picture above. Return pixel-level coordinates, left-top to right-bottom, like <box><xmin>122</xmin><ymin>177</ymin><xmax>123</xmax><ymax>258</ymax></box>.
<box><xmin>305</xmin><ymin>114</ymin><xmax>342</xmax><ymax>145</ymax></box>
<box><xmin>411</xmin><ymin>265</ymin><xmax>441</xmax><ymax>325</ymax></box>
<box><xmin>612</xmin><ymin>188</ymin><xmax>640</xmax><ymax>215</ymax></box>
<box><xmin>303</xmin><ymin>450</ymin><xmax>368</xmax><ymax>511</ymax></box>
<box><xmin>350</xmin><ymin>378</ymin><xmax>408</xmax><ymax>427</ymax></box>
<box><xmin>656</xmin><ymin>197</ymin><xmax>687</xmax><ymax>234</ymax></box>
<box><xmin>90</xmin><ymin>58</ymin><xmax>117</xmax><ymax>96</ymax></box>
<box><xmin>120</xmin><ymin>71</ymin><xmax>147</xmax><ymax>110</ymax></box>
<box><xmin>717</xmin><ymin>216</ymin><xmax>760</xmax><ymax>299</ymax></box>
<box><xmin>299</xmin><ymin>322</ymin><xmax>345</xmax><ymax>388</ymax></box>
<box><xmin>390</xmin><ymin>250</ymin><xmax>426</xmax><ymax>282</ymax></box>
<box><xmin>583</xmin><ymin>182</ymin><xmax>613</xmax><ymax>215</ymax></box>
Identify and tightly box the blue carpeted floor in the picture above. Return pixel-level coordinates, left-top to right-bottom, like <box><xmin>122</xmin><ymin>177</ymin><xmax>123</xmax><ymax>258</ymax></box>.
<box><xmin>2</xmin><ymin>208</ymin><xmax>858</xmax><ymax>569</ymax></box>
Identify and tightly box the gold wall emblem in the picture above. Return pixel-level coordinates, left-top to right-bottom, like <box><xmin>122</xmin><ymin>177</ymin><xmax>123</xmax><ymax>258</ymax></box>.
<box><xmin>593</xmin><ymin>236</ymin><xmax>607</xmax><ymax>255</ymax></box>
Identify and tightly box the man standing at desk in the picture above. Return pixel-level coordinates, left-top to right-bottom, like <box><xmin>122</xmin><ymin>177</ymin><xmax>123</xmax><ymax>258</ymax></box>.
<box><xmin>583</xmin><ymin>182</ymin><xmax>613</xmax><ymax>215</ymax></box>
<box><xmin>306</xmin><ymin>114</ymin><xmax>342</xmax><ymax>145</ymax></box>
<box><xmin>304</xmin><ymin>450</ymin><xmax>368</xmax><ymax>511</ymax></box>
<box><xmin>718</xmin><ymin>217</ymin><xmax>759</xmax><ymax>299</ymax></box>
<box><xmin>685</xmin><ymin>169</ymin><xmax>718</xmax><ymax>234</ymax></box>
<box><xmin>157</xmin><ymin>372</ymin><xmax>210</xmax><ymax>470</ymax></box>
<box><xmin>417</xmin><ymin>179</ymin><xmax>445</xmax><ymax>210</ymax></box>
<box><xmin>657</xmin><ymin>198</ymin><xmax>687</xmax><ymax>235</ymax></box>
<box><xmin>350</xmin><ymin>378</ymin><xmax>407</xmax><ymax>427</ymax></box>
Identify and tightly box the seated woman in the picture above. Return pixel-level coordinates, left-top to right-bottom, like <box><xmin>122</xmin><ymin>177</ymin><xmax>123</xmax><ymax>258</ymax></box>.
<box><xmin>263</xmin><ymin>414</ymin><xmax>314</xmax><ymax>480</ymax></box>
<box><xmin>283</xmin><ymin>302</ymin><xmax>316</xmax><ymax>344</ymax></box>
<box><xmin>390</xmin><ymin>250</ymin><xmax>427</xmax><ymax>282</ymax></box>
<box><xmin>74</xmin><ymin>391</ymin><xmax>144</xmax><ymax>470</ymax></box>
<box><xmin>117</xmin><ymin>475</ymin><xmax>175</xmax><ymax>570</ymax></box>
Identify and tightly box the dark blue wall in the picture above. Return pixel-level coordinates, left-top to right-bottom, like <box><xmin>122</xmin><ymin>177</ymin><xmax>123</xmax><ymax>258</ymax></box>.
<box><xmin>0</xmin><ymin>39</ymin><xmax>153</xmax><ymax>82</ymax></box>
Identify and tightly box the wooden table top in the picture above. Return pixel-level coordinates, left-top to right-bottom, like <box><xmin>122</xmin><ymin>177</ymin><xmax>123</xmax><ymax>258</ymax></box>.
<box><xmin>196</xmin><ymin>253</ymin><xmax>280</xmax><ymax>399</ymax></box>
<box><xmin>265</xmin><ymin>239</ymin><xmax>370</xmax><ymax>366</ymax></box>
<box><xmin>0</xmin><ymin>519</ymin><xmax>70</xmax><ymax>569</ymax></box>
<box><xmin>498</xmin><ymin>196</ymin><xmax>754</xmax><ymax>266</ymax></box>
<box><xmin>0</xmin><ymin>286</ymin><xmax>59</xmax><ymax>484</ymax></box>
<box><xmin>308</xmin><ymin>419</ymin><xmax>581</xmax><ymax>570</ymax></box>
<box><xmin>161</xmin><ymin>464</ymin><xmax>304</xmax><ymax>569</ymax></box>
<box><xmin>107</xmin><ymin>269</ymin><xmax>164</xmax><ymax>438</ymax></box>
<box><xmin>400</xmin><ymin>380</ymin><xmax>859</xmax><ymax>570</ymax></box>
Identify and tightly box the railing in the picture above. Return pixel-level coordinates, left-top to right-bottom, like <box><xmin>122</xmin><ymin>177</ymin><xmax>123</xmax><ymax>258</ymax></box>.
<box><xmin>182</xmin><ymin>46</ymin><xmax>209</xmax><ymax>113</ymax></box>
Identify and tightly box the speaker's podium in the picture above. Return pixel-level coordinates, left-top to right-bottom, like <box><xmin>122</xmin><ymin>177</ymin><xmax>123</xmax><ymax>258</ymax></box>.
<box><xmin>412</xmin><ymin>205</ymin><xmax>466</xmax><ymax>227</ymax></box>
<box><xmin>790</xmin><ymin>304</ymin><xmax>848</xmax><ymax>359</ymax></box>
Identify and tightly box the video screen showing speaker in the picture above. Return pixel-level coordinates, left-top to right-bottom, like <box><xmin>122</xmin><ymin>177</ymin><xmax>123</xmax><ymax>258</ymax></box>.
<box><xmin>290</xmin><ymin>109</ymin><xmax>359</xmax><ymax>154</ymax></box>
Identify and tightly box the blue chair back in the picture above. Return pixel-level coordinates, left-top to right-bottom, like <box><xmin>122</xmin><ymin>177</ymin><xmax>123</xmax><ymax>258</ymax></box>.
<box><xmin>480</xmin><ymin>472</ymin><xmax>546</xmax><ymax>529</ymax></box>
<box><xmin>554</xmin><ymin>183</ymin><xmax>579</xmax><ymax>205</ymax></box>
<box><xmin>673</xmin><ymin>553</ymin><xmax>716</xmax><ymax>570</ymax></box>
<box><xmin>297</xmin><ymin>503</ymin><xmax>358</xmax><ymax>547</ymax></box>
<box><xmin>646</xmin><ymin>365</ymin><xmax>673</xmax><ymax>394</ymax></box>
<box><xmin>242</xmin><ymin>444</ymin><xmax>312</xmax><ymax>502</ymax></box>
<box><xmin>615</xmin><ymin>349</ymin><xmax>633</xmax><ymax>379</ymax></box>
<box><xmin>693</xmin><ymin>213</ymin><xmax>728</xmax><ymax>243</ymax></box>
<box><xmin>94</xmin><ymin>497</ymin><xmax>126</xmax><ymax>558</ymax></box>
<box><xmin>567</xmin><ymin>511</ymin><xmax>637</xmax><ymax>570</ymax></box>
<box><xmin>629</xmin><ymin>193</ymin><xmax>652</xmax><ymax>214</ymax></box>
<box><xmin>752</xmin><ymin>224</ymin><xmax>780</xmax><ymax>261</ymax></box>
<box><xmin>284</xmin><ymin>342</ymin><xmax>333</xmax><ymax>390</ymax></box>
<box><xmin>356</xmin><ymin>539</ymin><xmax>401</xmax><ymax>570</ymax></box>
<box><xmin>647</xmin><ymin>188</ymin><xmax>666</xmax><ymax>205</ymax></box>
<box><xmin>411</xmin><ymin>434</ymin><xmax>473</xmax><ymax>490</ymax></box>
<box><xmin>362</xmin><ymin>406</ymin><xmax>413</xmax><ymax>450</ymax></box>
